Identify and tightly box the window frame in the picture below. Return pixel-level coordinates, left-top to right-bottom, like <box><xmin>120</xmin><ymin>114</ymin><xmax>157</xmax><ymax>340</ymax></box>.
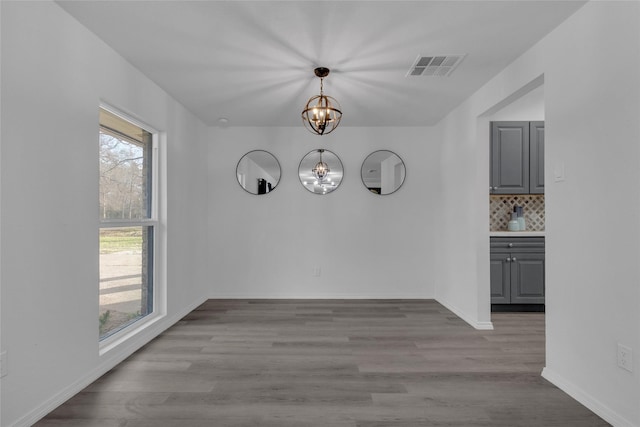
<box><xmin>98</xmin><ymin>103</ymin><xmax>162</xmax><ymax>353</ymax></box>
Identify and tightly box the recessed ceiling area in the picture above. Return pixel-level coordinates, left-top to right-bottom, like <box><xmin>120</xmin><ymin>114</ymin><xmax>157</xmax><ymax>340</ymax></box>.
<box><xmin>56</xmin><ymin>1</ymin><xmax>585</xmax><ymax>128</ymax></box>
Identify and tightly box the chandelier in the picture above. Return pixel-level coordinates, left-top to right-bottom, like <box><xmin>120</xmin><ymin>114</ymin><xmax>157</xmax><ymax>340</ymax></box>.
<box><xmin>312</xmin><ymin>149</ymin><xmax>330</xmax><ymax>181</ymax></box>
<box><xmin>301</xmin><ymin>67</ymin><xmax>342</xmax><ymax>135</ymax></box>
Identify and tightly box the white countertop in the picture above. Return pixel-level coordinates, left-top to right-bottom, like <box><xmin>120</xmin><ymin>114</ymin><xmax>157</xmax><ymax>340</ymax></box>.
<box><xmin>490</xmin><ymin>231</ymin><xmax>545</xmax><ymax>237</ymax></box>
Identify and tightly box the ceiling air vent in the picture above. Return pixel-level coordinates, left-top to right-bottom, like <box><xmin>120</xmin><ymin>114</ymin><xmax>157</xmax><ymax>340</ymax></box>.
<box><xmin>407</xmin><ymin>54</ymin><xmax>466</xmax><ymax>77</ymax></box>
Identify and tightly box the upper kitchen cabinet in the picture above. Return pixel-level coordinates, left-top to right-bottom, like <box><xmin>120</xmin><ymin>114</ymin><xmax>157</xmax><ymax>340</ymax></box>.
<box><xmin>490</xmin><ymin>122</ymin><xmax>529</xmax><ymax>194</ymax></box>
<box><xmin>490</xmin><ymin>121</ymin><xmax>544</xmax><ymax>194</ymax></box>
<box><xmin>529</xmin><ymin>121</ymin><xmax>545</xmax><ymax>194</ymax></box>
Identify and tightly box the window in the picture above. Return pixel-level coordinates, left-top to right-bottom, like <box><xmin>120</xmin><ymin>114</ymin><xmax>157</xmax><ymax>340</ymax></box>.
<box><xmin>98</xmin><ymin>107</ymin><xmax>157</xmax><ymax>340</ymax></box>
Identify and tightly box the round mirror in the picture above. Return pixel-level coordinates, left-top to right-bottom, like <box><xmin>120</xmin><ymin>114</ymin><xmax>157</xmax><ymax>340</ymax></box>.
<box><xmin>361</xmin><ymin>150</ymin><xmax>406</xmax><ymax>195</ymax></box>
<box><xmin>236</xmin><ymin>150</ymin><xmax>281</xmax><ymax>195</ymax></box>
<box><xmin>298</xmin><ymin>149</ymin><xmax>344</xmax><ymax>195</ymax></box>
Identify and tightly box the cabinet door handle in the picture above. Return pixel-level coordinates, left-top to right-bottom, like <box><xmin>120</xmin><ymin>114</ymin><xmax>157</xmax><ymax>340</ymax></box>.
<box><xmin>512</xmin><ymin>257</ymin><xmax>517</xmax><ymax>262</ymax></box>
<box><xmin>506</xmin><ymin>257</ymin><xmax>511</xmax><ymax>262</ymax></box>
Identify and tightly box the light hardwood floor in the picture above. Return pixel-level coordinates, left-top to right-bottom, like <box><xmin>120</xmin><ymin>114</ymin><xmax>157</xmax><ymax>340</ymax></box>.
<box><xmin>36</xmin><ymin>300</ymin><xmax>609</xmax><ymax>426</ymax></box>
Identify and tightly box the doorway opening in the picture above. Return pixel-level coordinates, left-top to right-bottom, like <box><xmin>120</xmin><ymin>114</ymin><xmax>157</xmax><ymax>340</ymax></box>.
<box><xmin>477</xmin><ymin>75</ymin><xmax>545</xmax><ymax>323</ymax></box>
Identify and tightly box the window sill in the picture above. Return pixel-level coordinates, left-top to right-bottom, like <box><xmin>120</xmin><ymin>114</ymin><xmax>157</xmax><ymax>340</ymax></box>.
<box><xmin>99</xmin><ymin>311</ymin><xmax>164</xmax><ymax>356</ymax></box>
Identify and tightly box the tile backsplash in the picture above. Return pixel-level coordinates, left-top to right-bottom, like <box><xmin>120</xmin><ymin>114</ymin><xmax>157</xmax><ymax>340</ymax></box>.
<box><xmin>490</xmin><ymin>194</ymin><xmax>545</xmax><ymax>231</ymax></box>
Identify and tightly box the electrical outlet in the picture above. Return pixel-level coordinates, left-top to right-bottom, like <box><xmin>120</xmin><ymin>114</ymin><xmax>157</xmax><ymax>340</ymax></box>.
<box><xmin>312</xmin><ymin>266</ymin><xmax>321</xmax><ymax>277</ymax></box>
<box><xmin>0</xmin><ymin>351</ymin><xmax>7</xmax><ymax>378</ymax></box>
<box><xmin>617</xmin><ymin>343</ymin><xmax>633</xmax><ymax>372</ymax></box>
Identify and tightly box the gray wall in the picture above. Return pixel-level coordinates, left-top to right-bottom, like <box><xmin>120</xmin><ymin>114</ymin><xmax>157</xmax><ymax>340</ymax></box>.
<box><xmin>434</xmin><ymin>2</ymin><xmax>640</xmax><ymax>424</ymax></box>
<box><xmin>0</xmin><ymin>2</ymin><xmax>209</xmax><ymax>425</ymax></box>
<box><xmin>208</xmin><ymin>126</ymin><xmax>438</xmax><ymax>298</ymax></box>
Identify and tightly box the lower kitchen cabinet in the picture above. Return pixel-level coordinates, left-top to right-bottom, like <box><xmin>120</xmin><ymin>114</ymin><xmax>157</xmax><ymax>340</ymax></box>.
<box><xmin>490</xmin><ymin>237</ymin><xmax>545</xmax><ymax>311</ymax></box>
<box><xmin>490</xmin><ymin>252</ymin><xmax>511</xmax><ymax>304</ymax></box>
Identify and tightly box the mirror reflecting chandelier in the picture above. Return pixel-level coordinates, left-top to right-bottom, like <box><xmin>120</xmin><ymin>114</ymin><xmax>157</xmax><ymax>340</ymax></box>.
<box><xmin>312</xmin><ymin>149</ymin><xmax>330</xmax><ymax>181</ymax></box>
<box><xmin>301</xmin><ymin>67</ymin><xmax>342</xmax><ymax>136</ymax></box>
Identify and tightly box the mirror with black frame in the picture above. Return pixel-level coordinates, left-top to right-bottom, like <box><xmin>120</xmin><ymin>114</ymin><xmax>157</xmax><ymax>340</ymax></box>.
<box><xmin>361</xmin><ymin>150</ymin><xmax>406</xmax><ymax>195</ymax></box>
<box><xmin>298</xmin><ymin>149</ymin><xmax>344</xmax><ymax>195</ymax></box>
<box><xmin>236</xmin><ymin>150</ymin><xmax>281</xmax><ymax>195</ymax></box>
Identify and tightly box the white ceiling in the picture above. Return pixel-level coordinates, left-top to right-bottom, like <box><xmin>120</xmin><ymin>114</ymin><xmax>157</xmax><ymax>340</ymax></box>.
<box><xmin>57</xmin><ymin>1</ymin><xmax>585</xmax><ymax>128</ymax></box>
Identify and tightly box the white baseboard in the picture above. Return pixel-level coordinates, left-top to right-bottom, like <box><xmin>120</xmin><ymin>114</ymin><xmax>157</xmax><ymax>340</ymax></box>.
<box><xmin>435</xmin><ymin>298</ymin><xmax>494</xmax><ymax>330</ymax></box>
<box><xmin>11</xmin><ymin>297</ymin><xmax>207</xmax><ymax>427</ymax></box>
<box><xmin>542</xmin><ymin>367</ymin><xmax>638</xmax><ymax>427</ymax></box>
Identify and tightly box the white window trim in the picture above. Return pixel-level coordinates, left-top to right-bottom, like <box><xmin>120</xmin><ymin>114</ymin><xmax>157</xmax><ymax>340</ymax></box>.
<box><xmin>98</xmin><ymin>103</ymin><xmax>166</xmax><ymax>355</ymax></box>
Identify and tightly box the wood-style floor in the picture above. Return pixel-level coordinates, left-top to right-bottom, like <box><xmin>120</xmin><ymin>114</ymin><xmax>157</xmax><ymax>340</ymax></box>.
<box><xmin>37</xmin><ymin>300</ymin><xmax>609</xmax><ymax>426</ymax></box>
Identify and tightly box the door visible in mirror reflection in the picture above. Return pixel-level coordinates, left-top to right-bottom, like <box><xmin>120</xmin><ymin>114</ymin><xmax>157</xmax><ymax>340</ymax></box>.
<box><xmin>361</xmin><ymin>150</ymin><xmax>406</xmax><ymax>195</ymax></box>
<box><xmin>236</xmin><ymin>150</ymin><xmax>281</xmax><ymax>195</ymax></box>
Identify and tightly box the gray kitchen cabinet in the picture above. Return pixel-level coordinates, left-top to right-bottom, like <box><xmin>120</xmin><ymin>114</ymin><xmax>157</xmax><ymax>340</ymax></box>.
<box><xmin>490</xmin><ymin>121</ymin><xmax>529</xmax><ymax>194</ymax></box>
<box><xmin>529</xmin><ymin>121</ymin><xmax>545</xmax><ymax>194</ymax></box>
<box><xmin>490</xmin><ymin>252</ymin><xmax>511</xmax><ymax>304</ymax></box>
<box><xmin>490</xmin><ymin>237</ymin><xmax>545</xmax><ymax>309</ymax></box>
<box><xmin>510</xmin><ymin>252</ymin><xmax>545</xmax><ymax>304</ymax></box>
<box><xmin>490</xmin><ymin>121</ymin><xmax>544</xmax><ymax>194</ymax></box>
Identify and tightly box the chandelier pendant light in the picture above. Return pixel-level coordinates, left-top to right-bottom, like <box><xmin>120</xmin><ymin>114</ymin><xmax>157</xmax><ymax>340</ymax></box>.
<box><xmin>302</xmin><ymin>67</ymin><xmax>342</xmax><ymax>135</ymax></box>
<box><xmin>312</xmin><ymin>149</ymin><xmax>330</xmax><ymax>181</ymax></box>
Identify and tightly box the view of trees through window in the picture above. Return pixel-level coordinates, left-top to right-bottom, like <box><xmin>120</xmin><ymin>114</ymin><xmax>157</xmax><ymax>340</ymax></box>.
<box><xmin>99</xmin><ymin>107</ymin><xmax>154</xmax><ymax>340</ymax></box>
<box><xmin>99</xmin><ymin>129</ymin><xmax>150</xmax><ymax>220</ymax></box>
